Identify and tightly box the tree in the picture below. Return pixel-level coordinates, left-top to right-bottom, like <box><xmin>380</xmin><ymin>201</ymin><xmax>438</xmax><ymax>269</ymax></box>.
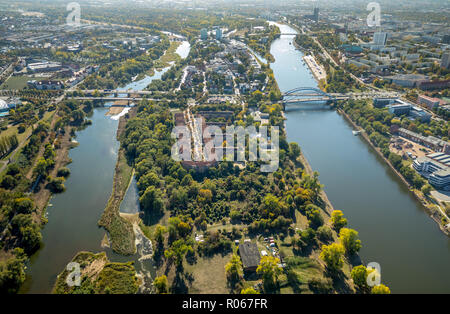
<box><xmin>317</xmin><ymin>225</ymin><xmax>333</xmax><ymax>242</ymax></box>
<box><xmin>140</xmin><ymin>186</ymin><xmax>164</xmax><ymax>214</ymax></box>
<box><xmin>371</xmin><ymin>284</ymin><xmax>391</xmax><ymax>294</ymax></box>
<box><xmin>351</xmin><ymin>265</ymin><xmax>371</xmax><ymax>291</ymax></box>
<box><xmin>288</xmin><ymin>142</ymin><xmax>301</xmax><ymax>160</ymax></box>
<box><xmin>256</xmin><ymin>256</ymin><xmax>282</xmax><ymax>292</ymax></box>
<box><xmin>1</xmin><ymin>175</ymin><xmax>17</xmax><ymax>189</ymax></box>
<box><xmin>14</xmin><ymin>198</ymin><xmax>34</xmax><ymax>214</ymax></box>
<box><xmin>34</xmin><ymin>158</ymin><xmax>49</xmax><ymax>176</ymax></box>
<box><xmin>153</xmin><ymin>275</ymin><xmax>168</xmax><ymax>294</ymax></box>
<box><xmin>0</xmin><ymin>248</ymin><xmax>26</xmax><ymax>294</ymax></box>
<box><xmin>164</xmin><ymin>239</ymin><xmax>193</xmax><ymax>268</ymax></box>
<box><xmin>261</xmin><ymin>193</ymin><xmax>288</xmax><ymax>218</ymax></box>
<box><xmin>301</xmin><ymin>172</ymin><xmax>323</xmax><ymax>201</ymax></box>
<box><xmin>47</xmin><ymin>177</ymin><xmax>66</xmax><ymax>193</ymax></box>
<box><xmin>421</xmin><ymin>184</ymin><xmax>432</xmax><ymax>196</ymax></box>
<box><xmin>154</xmin><ymin>225</ymin><xmax>167</xmax><ymax>247</ymax></box>
<box><xmin>57</xmin><ymin>167</ymin><xmax>71</xmax><ymax>178</ymax></box>
<box><xmin>305</xmin><ymin>204</ymin><xmax>324</xmax><ymax>228</ymax></box>
<box><xmin>225</xmin><ymin>254</ymin><xmax>243</xmax><ymax>286</ymax></box>
<box><xmin>20</xmin><ymin>225</ymin><xmax>42</xmax><ymax>255</ymax></box>
<box><xmin>330</xmin><ymin>210</ymin><xmax>347</xmax><ymax>231</ymax></box>
<box><xmin>241</xmin><ymin>287</ymin><xmax>259</xmax><ymax>294</ymax></box>
<box><xmin>319</xmin><ymin>243</ymin><xmax>345</xmax><ymax>272</ymax></box>
<box><xmin>339</xmin><ymin>228</ymin><xmax>362</xmax><ymax>255</ymax></box>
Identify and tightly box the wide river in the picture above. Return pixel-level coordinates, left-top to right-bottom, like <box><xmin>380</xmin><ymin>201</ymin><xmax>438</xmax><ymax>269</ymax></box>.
<box><xmin>21</xmin><ymin>41</ymin><xmax>190</xmax><ymax>294</ymax></box>
<box><xmin>271</xmin><ymin>22</ymin><xmax>450</xmax><ymax>293</ymax></box>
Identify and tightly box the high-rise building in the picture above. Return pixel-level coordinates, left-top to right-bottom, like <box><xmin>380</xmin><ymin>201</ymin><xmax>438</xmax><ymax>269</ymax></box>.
<box><xmin>373</xmin><ymin>32</ymin><xmax>388</xmax><ymax>46</ymax></box>
<box><xmin>313</xmin><ymin>7</ymin><xmax>319</xmax><ymax>22</ymax></box>
<box><xmin>200</xmin><ymin>28</ymin><xmax>208</xmax><ymax>40</ymax></box>
<box><xmin>441</xmin><ymin>52</ymin><xmax>450</xmax><ymax>70</ymax></box>
<box><xmin>216</xmin><ymin>28</ymin><xmax>222</xmax><ymax>40</ymax></box>
<box><xmin>304</xmin><ymin>7</ymin><xmax>319</xmax><ymax>22</ymax></box>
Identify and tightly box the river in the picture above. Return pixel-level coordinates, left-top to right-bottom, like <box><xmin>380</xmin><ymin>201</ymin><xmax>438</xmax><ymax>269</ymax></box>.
<box><xmin>21</xmin><ymin>40</ymin><xmax>191</xmax><ymax>294</ymax></box>
<box><xmin>270</xmin><ymin>22</ymin><xmax>450</xmax><ymax>293</ymax></box>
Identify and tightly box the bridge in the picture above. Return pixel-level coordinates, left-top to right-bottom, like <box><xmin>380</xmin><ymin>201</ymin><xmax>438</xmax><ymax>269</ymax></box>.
<box><xmin>69</xmin><ymin>97</ymin><xmax>147</xmax><ymax>101</ymax></box>
<box><xmin>70</xmin><ymin>89</ymin><xmax>166</xmax><ymax>96</ymax></box>
<box><xmin>282</xmin><ymin>87</ymin><xmax>336</xmax><ymax>107</ymax></box>
<box><xmin>281</xmin><ymin>87</ymin><xmax>400</xmax><ymax>107</ymax></box>
<box><xmin>279</xmin><ymin>33</ymin><xmax>298</xmax><ymax>36</ymax></box>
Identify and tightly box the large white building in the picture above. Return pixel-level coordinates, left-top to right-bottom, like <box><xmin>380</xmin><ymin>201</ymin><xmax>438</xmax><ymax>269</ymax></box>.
<box><xmin>413</xmin><ymin>153</ymin><xmax>450</xmax><ymax>190</ymax></box>
<box><xmin>373</xmin><ymin>32</ymin><xmax>388</xmax><ymax>46</ymax></box>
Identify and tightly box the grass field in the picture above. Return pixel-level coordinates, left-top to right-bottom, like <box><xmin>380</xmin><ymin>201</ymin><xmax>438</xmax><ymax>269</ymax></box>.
<box><xmin>0</xmin><ymin>75</ymin><xmax>47</xmax><ymax>90</ymax></box>
<box><xmin>184</xmin><ymin>252</ymin><xmax>233</xmax><ymax>294</ymax></box>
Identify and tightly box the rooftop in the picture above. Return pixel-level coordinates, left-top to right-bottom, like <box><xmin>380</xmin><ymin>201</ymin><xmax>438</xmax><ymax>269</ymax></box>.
<box><xmin>238</xmin><ymin>242</ymin><xmax>260</xmax><ymax>270</ymax></box>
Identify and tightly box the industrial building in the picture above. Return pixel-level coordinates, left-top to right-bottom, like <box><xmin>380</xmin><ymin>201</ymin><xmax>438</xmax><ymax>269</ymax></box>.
<box><xmin>413</xmin><ymin>153</ymin><xmax>450</xmax><ymax>190</ymax></box>
<box><xmin>387</xmin><ymin>100</ymin><xmax>432</xmax><ymax>122</ymax></box>
<box><xmin>398</xmin><ymin>128</ymin><xmax>447</xmax><ymax>152</ymax></box>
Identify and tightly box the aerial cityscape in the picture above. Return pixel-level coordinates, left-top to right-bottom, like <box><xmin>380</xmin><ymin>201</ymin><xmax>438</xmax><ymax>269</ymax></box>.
<box><xmin>0</xmin><ymin>0</ymin><xmax>449</xmax><ymax>299</ymax></box>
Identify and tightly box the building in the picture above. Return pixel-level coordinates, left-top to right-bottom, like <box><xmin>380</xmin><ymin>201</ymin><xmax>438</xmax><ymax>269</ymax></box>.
<box><xmin>417</xmin><ymin>95</ymin><xmax>441</xmax><ymax>109</ymax></box>
<box><xmin>387</xmin><ymin>74</ymin><xmax>428</xmax><ymax>88</ymax></box>
<box><xmin>0</xmin><ymin>99</ymin><xmax>13</xmax><ymax>113</ymax></box>
<box><xmin>200</xmin><ymin>28</ymin><xmax>208</xmax><ymax>40</ymax></box>
<box><xmin>340</xmin><ymin>44</ymin><xmax>363</xmax><ymax>55</ymax></box>
<box><xmin>399</xmin><ymin>128</ymin><xmax>448</xmax><ymax>152</ymax></box>
<box><xmin>409</xmin><ymin>107</ymin><xmax>431</xmax><ymax>123</ymax></box>
<box><xmin>373</xmin><ymin>98</ymin><xmax>397</xmax><ymax>108</ymax></box>
<box><xmin>373</xmin><ymin>32</ymin><xmax>388</xmax><ymax>46</ymax></box>
<box><xmin>313</xmin><ymin>7</ymin><xmax>319</xmax><ymax>22</ymax></box>
<box><xmin>429</xmin><ymin>169</ymin><xmax>450</xmax><ymax>189</ymax></box>
<box><xmin>27</xmin><ymin>61</ymin><xmax>62</xmax><ymax>73</ymax></box>
<box><xmin>441</xmin><ymin>52</ymin><xmax>450</xmax><ymax>70</ymax></box>
<box><xmin>216</xmin><ymin>28</ymin><xmax>222</xmax><ymax>41</ymax></box>
<box><xmin>238</xmin><ymin>242</ymin><xmax>261</xmax><ymax>272</ymax></box>
<box><xmin>388</xmin><ymin>103</ymin><xmax>412</xmax><ymax>115</ymax></box>
<box><xmin>0</xmin><ymin>97</ymin><xmax>20</xmax><ymax>116</ymax></box>
<box><xmin>418</xmin><ymin>79</ymin><xmax>450</xmax><ymax>91</ymax></box>
<box><xmin>27</xmin><ymin>80</ymin><xmax>64</xmax><ymax>90</ymax></box>
<box><xmin>305</xmin><ymin>7</ymin><xmax>319</xmax><ymax>22</ymax></box>
<box><xmin>413</xmin><ymin>154</ymin><xmax>450</xmax><ymax>189</ymax></box>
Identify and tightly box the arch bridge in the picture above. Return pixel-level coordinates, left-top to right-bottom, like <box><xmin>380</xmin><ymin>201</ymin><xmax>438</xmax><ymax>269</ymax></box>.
<box><xmin>281</xmin><ymin>87</ymin><xmax>337</xmax><ymax>107</ymax></box>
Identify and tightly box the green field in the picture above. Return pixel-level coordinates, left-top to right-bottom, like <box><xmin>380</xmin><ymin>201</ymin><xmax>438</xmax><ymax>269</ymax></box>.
<box><xmin>0</xmin><ymin>75</ymin><xmax>47</xmax><ymax>90</ymax></box>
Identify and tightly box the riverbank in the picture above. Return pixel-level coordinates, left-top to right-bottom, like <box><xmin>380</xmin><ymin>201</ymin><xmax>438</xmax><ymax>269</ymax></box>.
<box><xmin>338</xmin><ymin>108</ymin><xmax>450</xmax><ymax>236</ymax></box>
<box><xmin>297</xmin><ymin>151</ymin><xmax>334</xmax><ymax>217</ymax></box>
<box><xmin>98</xmin><ymin>107</ymin><xmax>136</xmax><ymax>255</ymax></box>
<box><xmin>303</xmin><ymin>55</ymin><xmax>326</xmax><ymax>82</ymax></box>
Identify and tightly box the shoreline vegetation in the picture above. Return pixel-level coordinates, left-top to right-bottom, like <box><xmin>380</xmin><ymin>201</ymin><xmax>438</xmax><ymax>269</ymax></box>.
<box><xmin>98</xmin><ymin>40</ymin><xmax>185</xmax><ymax>255</ymax></box>
<box><xmin>98</xmin><ymin>108</ymin><xmax>136</xmax><ymax>255</ymax></box>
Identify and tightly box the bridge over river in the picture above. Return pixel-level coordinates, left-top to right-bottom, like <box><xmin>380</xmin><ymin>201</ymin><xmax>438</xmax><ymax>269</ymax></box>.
<box><xmin>281</xmin><ymin>87</ymin><xmax>400</xmax><ymax>106</ymax></box>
